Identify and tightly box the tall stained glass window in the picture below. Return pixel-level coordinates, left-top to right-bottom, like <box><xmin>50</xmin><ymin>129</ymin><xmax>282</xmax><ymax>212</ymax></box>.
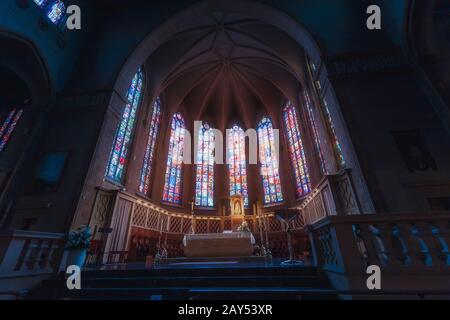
<box><xmin>163</xmin><ymin>113</ymin><xmax>186</xmax><ymax>204</ymax></box>
<box><xmin>322</xmin><ymin>98</ymin><xmax>346</xmax><ymax>168</ymax></box>
<box><xmin>227</xmin><ymin>125</ymin><xmax>249</xmax><ymax>207</ymax></box>
<box><xmin>257</xmin><ymin>117</ymin><xmax>283</xmax><ymax>205</ymax></box>
<box><xmin>0</xmin><ymin>109</ymin><xmax>24</xmax><ymax>153</ymax></box>
<box><xmin>46</xmin><ymin>0</ymin><xmax>66</xmax><ymax>25</ymax></box>
<box><xmin>283</xmin><ymin>101</ymin><xmax>311</xmax><ymax>197</ymax></box>
<box><xmin>303</xmin><ymin>90</ymin><xmax>326</xmax><ymax>174</ymax></box>
<box><xmin>106</xmin><ymin>69</ymin><xmax>144</xmax><ymax>182</ymax></box>
<box><xmin>139</xmin><ymin>98</ymin><xmax>162</xmax><ymax>194</ymax></box>
<box><xmin>195</xmin><ymin>123</ymin><xmax>215</xmax><ymax>207</ymax></box>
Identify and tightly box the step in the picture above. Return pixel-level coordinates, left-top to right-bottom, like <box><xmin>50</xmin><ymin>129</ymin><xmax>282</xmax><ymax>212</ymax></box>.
<box><xmin>34</xmin><ymin>286</ymin><xmax>337</xmax><ymax>300</ymax></box>
<box><xmin>26</xmin><ymin>266</ymin><xmax>336</xmax><ymax>300</ymax></box>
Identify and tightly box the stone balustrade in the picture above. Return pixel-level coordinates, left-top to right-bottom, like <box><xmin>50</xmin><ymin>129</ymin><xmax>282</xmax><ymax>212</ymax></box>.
<box><xmin>0</xmin><ymin>230</ymin><xmax>66</xmax><ymax>296</ymax></box>
<box><xmin>305</xmin><ymin>213</ymin><xmax>450</xmax><ymax>295</ymax></box>
<box><xmin>295</xmin><ymin>169</ymin><xmax>361</xmax><ymax>225</ymax></box>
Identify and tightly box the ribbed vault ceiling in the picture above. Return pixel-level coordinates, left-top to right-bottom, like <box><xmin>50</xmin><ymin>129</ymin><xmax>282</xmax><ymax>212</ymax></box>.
<box><xmin>146</xmin><ymin>12</ymin><xmax>307</xmax><ymax>130</ymax></box>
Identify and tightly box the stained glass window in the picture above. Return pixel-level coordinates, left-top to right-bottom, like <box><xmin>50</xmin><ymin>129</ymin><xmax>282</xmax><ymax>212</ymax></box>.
<box><xmin>227</xmin><ymin>125</ymin><xmax>249</xmax><ymax>207</ymax></box>
<box><xmin>195</xmin><ymin>123</ymin><xmax>215</xmax><ymax>207</ymax></box>
<box><xmin>257</xmin><ymin>117</ymin><xmax>283</xmax><ymax>205</ymax></box>
<box><xmin>162</xmin><ymin>113</ymin><xmax>186</xmax><ymax>204</ymax></box>
<box><xmin>33</xmin><ymin>0</ymin><xmax>48</xmax><ymax>8</ymax></box>
<box><xmin>322</xmin><ymin>98</ymin><xmax>346</xmax><ymax>168</ymax></box>
<box><xmin>283</xmin><ymin>101</ymin><xmax>311</xmax><ymax>197</ymax></box>
<box><xmin>106</xmin><ymin>69</ymin><xmax>144</xmax><ymax>183</ymax></box>
<box><xmin>46</xmin><ymin>0</ymin><xmax>66</xmax><ymax>25</ymax></box>
<box><xmin>139</xmin><ymin>98</ymin><xmax>162</xmax><ymax>195</ymax></box>
<box><xmin>0</xmin><ymin>109</ymin><xmax>23</xmax><ymax>153</ymax></box>
<box><xmin>303</xmin><ymin>90</ymin><xmax>327</xmax><ymax>174</ymax></box>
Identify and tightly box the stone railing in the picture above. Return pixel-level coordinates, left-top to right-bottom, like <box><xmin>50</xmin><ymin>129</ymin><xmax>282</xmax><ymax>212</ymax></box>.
<box><xmin>295</xmin><ymin>169</ymin><xmax>361</xmax><ymax>225</ymax></box>
<box><xmin>0</xmin><ymin>230</ymin><xmax>66</xmax><ymax>296</ymax></box>
<box><xmin>306</xmin><ymin>212</ymin><xmax>450</xmax><ymax>295</ymax></box>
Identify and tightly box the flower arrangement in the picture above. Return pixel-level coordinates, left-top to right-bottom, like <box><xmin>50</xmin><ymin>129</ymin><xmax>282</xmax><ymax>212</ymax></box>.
<box><xmin>237</xmin><ymin>221</ymin><xmax>251</xmax><ymax>233</ymax></box>
<box><xmin>66</xmin><ymin>225</ymin><xmax>92</xmax><ymax>250</ymax></box>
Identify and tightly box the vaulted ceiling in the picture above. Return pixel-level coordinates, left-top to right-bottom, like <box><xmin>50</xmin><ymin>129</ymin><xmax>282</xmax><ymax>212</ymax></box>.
<box><xmin>145</xmin><ymin>12</ymin><xmax>308</xmax><ymax>131</ymax></box>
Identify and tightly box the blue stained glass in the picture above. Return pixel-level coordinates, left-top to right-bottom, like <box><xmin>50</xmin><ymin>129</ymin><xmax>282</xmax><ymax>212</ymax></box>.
<box><xmin>46</xmin><ymin>0</ymin><xmax>66</xmax><ymax>25</ymax></box>
<box><xmin>227</xmin><ymin>125</ymin><xmax>249</xmax><ymax>207</ymax></box>
<box><xmin>257</xmin><ymin>117</ymin><xmax>283</xmax><ymax>205</ymax></box>
<box><xmin>283</xmin><ymin>101</ymin><xmax>311</xmax><ymax>197</ymax></box>
<box><xmin>106</xmin><ymin>69</ymin><xmax>144</xmax><ymax>182</ymax></box>
<box><xmin>139</xmin><ymin>98</ymin><xmax>162</xmax><ymax>194</ymax></box>
<box><xmin>195</xmin><ymin>123</ymin><xmax>215</xmax><ymax>207</ymax></box>
<box><xmin>0</xmin><ymin>109</ymin><xmax>23</xmax><ymax>153</ymax></box>
<box><xmin>163</xmin><ymin>113</ymin><xmax>186</xmax><ymax>204</ymax></box>
<box><xmin>33</xmin><ymin>0</ymin><xmax>48</xmax><ymax>8</ymax></box>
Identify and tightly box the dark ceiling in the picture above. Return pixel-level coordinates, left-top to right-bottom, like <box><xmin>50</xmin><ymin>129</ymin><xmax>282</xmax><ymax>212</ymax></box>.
<box><xmin>146</xmin><ymin>12</ymin><xmax>307</xmax><ymax>131</ymax></box>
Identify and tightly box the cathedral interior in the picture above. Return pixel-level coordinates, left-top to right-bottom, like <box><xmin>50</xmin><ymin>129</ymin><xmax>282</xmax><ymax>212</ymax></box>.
<box><xmin>0</xmin><ymin>0</ymin><xmax>450</xmax><ymax>301</ymax></box>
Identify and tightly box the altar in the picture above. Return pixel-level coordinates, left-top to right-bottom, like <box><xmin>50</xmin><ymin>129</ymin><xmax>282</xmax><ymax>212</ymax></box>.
<box><xmin>183</xmin><ymin>232</ymin><xmax>255</xmax><ymax>257</ymax></box>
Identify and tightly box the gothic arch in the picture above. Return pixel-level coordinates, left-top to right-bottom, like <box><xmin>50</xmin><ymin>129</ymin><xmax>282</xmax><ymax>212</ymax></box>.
<box><xmin>79</xmin><ymin>0</ymin><xmax>376</xmax><ymax>231</ymax></box>
<box><xmin>111</xmin><ymin>0</ymin><xmax>323</xmax><ymax>102</ymax></box>
<box><xmin>0</xmin><ymin>31</ymin><xmax>52</xmax><ymax>227</ymax></box>
<box><xmin>0</xmin><ymin>31</ymin><xmax>52</xmax><ymax>109</ymax></box>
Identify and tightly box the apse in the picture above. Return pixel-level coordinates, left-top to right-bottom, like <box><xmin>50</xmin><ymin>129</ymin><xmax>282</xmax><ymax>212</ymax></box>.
<box><xmin>116</xmin><ymin>12</ymin><xmax>323</xmax><ymax>212</ymax></box>
<box><xmin>147</xmin><ymin>12</ymin><xmax>307</xmax><ymax>131</ymax></box>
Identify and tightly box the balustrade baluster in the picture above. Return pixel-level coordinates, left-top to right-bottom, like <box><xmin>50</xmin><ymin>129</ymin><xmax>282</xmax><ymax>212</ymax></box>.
<box><xmin>432</xmin><ymin>221</ymin><xmax>450</xmax><ymax>266</ymax></box>
<box><xmin>368</xmin><ymin>224</ymin><xmax>389</xmax><ymax>267</ymax></box>
<box><xmin>407</xmin><ymin>223</ymin><xmax>433</xmax><ymax>267</ymax></box>
<box><xmin>390</xmin><ymin>223</ymin><xmax>412</xmax><ymax>266</ymax></box>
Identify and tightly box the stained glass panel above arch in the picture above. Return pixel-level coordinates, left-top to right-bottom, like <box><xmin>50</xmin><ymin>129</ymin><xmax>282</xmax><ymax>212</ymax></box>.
<box><xmin>162</xmin><ymin>113</ymin><xmax>186</xmax><ymax>204</ymax></box>
<box><xmin>227</xmin><ymin>125</ymin><xmax>249</xmax><ymax>207</ymax></box>
<box><xmin>139</xmin><ymin>98</ymin><xmax>162</xmax><ymax>195</ymax></box>
<box><xmin>257</xmin><ymin>117</ymin><xmax>283</xmax><ymax>205</ymax></box>
<box><xmin>195</xmin><ymin>122</ymin><xmax>215</xmax><ymax>207</ymax></box>
<box><xmin>106</xmin><ymin>69</ymin><xmax>144</xmax><ymax>183</ymax></box>
<box><xmin>283</xmin><ymin>101</ymin><xmax>311</xmax><ymax>197</ymax></box>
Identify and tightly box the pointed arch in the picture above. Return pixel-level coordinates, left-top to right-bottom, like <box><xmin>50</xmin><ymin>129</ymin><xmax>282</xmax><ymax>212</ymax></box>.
<box><xmin>195</xmin><ymin>122</ymin><xmax>215</xmax><ymax>207</ymax></box>
<box><xmin>139</xmin><ymin>98</ymin><xmax>162</xmax><ymax>194</ymax></box>
<box><xmin>257</xmin><ymin>116</ymin><xmax>283</xmax><ymax>205</ymax></box>
<box><xmin>227</xmin><ymin>124</ymin><xmax>249</xmax><ymax>207</ymax></box>
<box><xmin>106</xmin><ymin>68</ymin><xmax>144</xmax><ymax>183</ymax></box>
<box><xmin>162</xmin><ymin>112</ymin><xmax>186</xmax><ymax>204</ymax></box>
<box><xmin>283</xmin><ymin>101</ymin><xmax>311</xmax><ymax>197</ymax></box>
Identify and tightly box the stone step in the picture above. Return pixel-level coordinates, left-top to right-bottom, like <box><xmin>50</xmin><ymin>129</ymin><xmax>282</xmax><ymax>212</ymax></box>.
<box><xmin>27</xmin><ymin>266</ymin><xmax>336</xmax><ymax>300</ymax></box>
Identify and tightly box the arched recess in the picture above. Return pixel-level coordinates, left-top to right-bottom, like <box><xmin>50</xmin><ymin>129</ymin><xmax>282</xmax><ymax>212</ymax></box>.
<box><xmin>75</xmin><ymin>0</ymin><xmax>375</xmax><ymax>229</ymax></box>
<box><xmin>0</xmin><ymin>31</ymin><xmax>52</xmax><ymax>229</ymax></box>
